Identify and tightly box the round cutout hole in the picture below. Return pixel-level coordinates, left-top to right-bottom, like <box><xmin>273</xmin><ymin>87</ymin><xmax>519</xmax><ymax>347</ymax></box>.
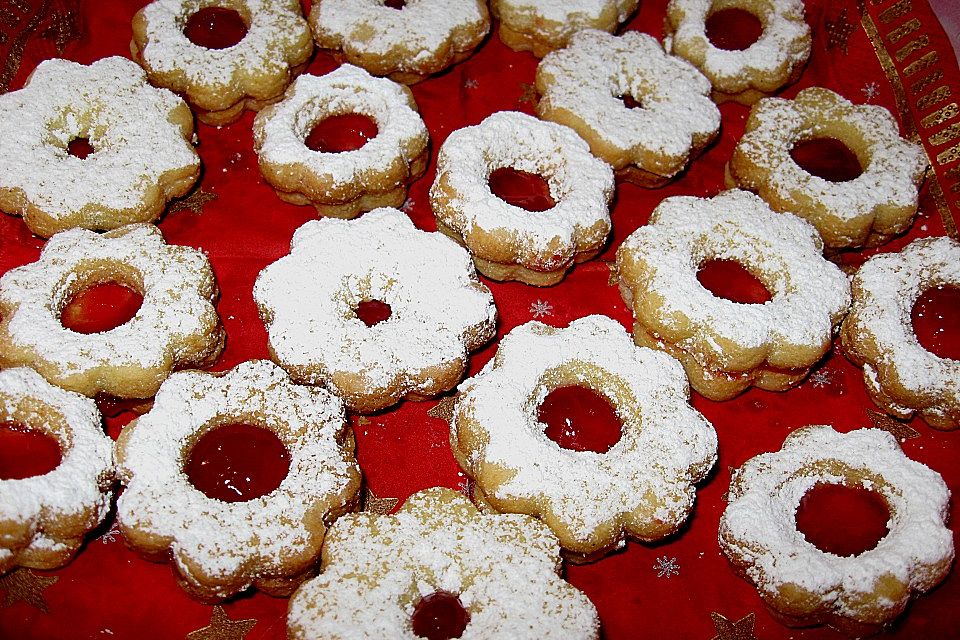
<box><xmin>538</xmin><ymin>385</ymin><xmax>623</xmax><ymax>453</ymax></box>
<box><xmin>355</xmin><ymin>299</ymin><xmax>392</xmax><ymax>327</ymax></box>
<box><xmin>60</xmin><ymin>282</ymin><xmax>144</xmax><ymax>334</ymax></box>
<box><xmin>789</xmin><ymin>137</ymin><xmax>863</xmax><ymax>182</ymax></box>
<box><xmin>912</xmin><ymin>284</ymin><xmax>960</xmax><ymax>361</ymax></box>
<box><xmin>67</xmin><ymin>137</ymin><xmax>94</xmax><ymax>159</ymax></box>
<box><xmin>488</xmin><ymin>167</ymin><xmax>555</xmax><ymax>212</ymax></box>
<box><xmin>183</xmin><ymin>7</ymin><xmax>247</xmax><ymax>50</ymax></box>
<box><xmin>305</xmin><ymin>113</ymin><xmax>379</xmax><ymax>153</ymax></box>
<box><xmin>705</xmin><ymin>8</ymin><xmax>764</xmax><ymax>51</ymax></box>
<box><xmin>184</xmin><ymin>424</ymin><xmax>290</xmax><ymax>503</ymax></box>
<box><xmin>411</xmin><ymin>591</ymin><xmax>470</xmax><ymax>640</ymax></box>
<box><xmin>795</xmin><ymin>482</ymin><xmax>890</xmax><ymax>556</ymax></box>
<box><xmin>697</xmin><ymin>259</ymin><xmax>771</xmax><ymax>304</ymax></box>
<box><xmin>0</xmin><ymin>422</ymin><xmax>62</xmax><ymax>480</ymax></box>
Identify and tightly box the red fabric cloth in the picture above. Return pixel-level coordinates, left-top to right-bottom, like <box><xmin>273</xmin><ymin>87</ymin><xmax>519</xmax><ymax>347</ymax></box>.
<box><xmin>1</xmin><ymin>1</ymin><xmax>959</xmax><ymax>638</ymax></box>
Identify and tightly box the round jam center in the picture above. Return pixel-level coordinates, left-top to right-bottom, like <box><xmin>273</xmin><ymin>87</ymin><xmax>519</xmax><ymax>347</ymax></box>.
<box><xmin>619</xmin><ymin>93</ymin><xmax>643</xmax><ymax>109</ymax></box>
<box><xmin>912</xmin><ymin>284</ymin><xmax>960</xmax><ymax>361</ymax></box>
<box><xmin>789</xmin><ymin>137</ymin><xmax>863</xmax><ymax>182</ymax></box>
<box><xmin>795</xmin><ymin>482</ymin><xmax>890</xmax><ymax>557</ymax></box>
<box><xmin>60</xmin><ymin>282</ymin><xmax>144</xmax><ymax>334</ymax></box>
<box><xmin>67</xmin><ymin>137</ymin><xmax>94</xmax><ymax>159</ymax></box>
<box><xmin>184</xmin><ymin>424</ymin><xmax>290</xmax><ymax>503</ymax></box>
<box><xmin>411</xmin><ymin>591</ymin><xmax>470</xmax><ymax>640</ymax></box>
<box><xmin>538</xmin><ymin>385</ymin><xmax>623</xmax><ymax>453</ymax></box>
<box><xmin>0</xmin><ymin>422</ymin><xmax>62</xmax><ymax>480</ymax></box>
<box><xmin>697</xmin><ymin>259</ymin><xmax>771</xmax><ymax>304</ymax></box>
<box><xmin>305</xmin><ymin>113</ymin><xmax>379</xmax><ymax>153</ymax></box>
<box><xmin>488</xmin><ymin>167</ymin><xmax>555</xmax><ymax>212</ymax></box>
<box><xmin>183</xmin><ymin>7</ymin><xmax>247</xmax><ymax>50</ymax></box>
<box><xmin>384</xmin><ymin>0</ymin><xmax>406</xmax><ymax>8</ymax></box>
<box><xmin>355</xmin><ymin>299</ymin><xmax>392</xmax><ymax>327</ymax></box>
<box><xmin>705</xmin><ymin>8</ymin><xmax>764</xmax><ymax>51</ymax></box>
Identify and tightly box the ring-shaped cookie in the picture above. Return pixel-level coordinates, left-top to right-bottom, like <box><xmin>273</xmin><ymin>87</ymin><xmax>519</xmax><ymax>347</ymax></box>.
<box><xmin>726</xmin><ymin>87</ymin><xmax>928</xmax><ymax>249</ymax></box>
<box><xmin>491</xmin><ymin>0</ymin><xmax>639</xmax><ymax>58</ymax></box>
<box><xmin>0</xmin><ymin>57</ymin><xmax>199</xmax><ymax>238</ymax></box>
<box><xmin>254</xmin><ymin>208</ymin><xmax>497</xmax><ymax>413</ymax></box>
<box><xmin>0</xmin><ymin>368</ymin><xmax>113</xmax><ymax>573</ymax></box>
<box><xmin>253</xmin><ymin>65</ymin><xmax>429</xmax><ymax>219</ymax></box>
<box><xmin>132</xmin><ymin>0</ymin><xmax>314</xmax><ymax>125</ymax></box>
<box><xmin>288</xmin><ymin>487</ymin><xmax>600</xmax><ymax>639</ymax></box>
<box><xmin>115</xmin><ymin>360</ymin><xmax>362</xmax><ymax>602</ymax></box>
<box><xmin>430</xmin><ymin>110</ymin><xmax>615</xmax><ymax>287</ymax></box>
<box><xmin>841</xmin><ymin>237</ymin><xmax>960</xmax><ymax>430</ymax></box>
<box><xmin>536</xmin><ymin>29</ymin><xmax>720</xmax><ymax>186</ymax></box>
<box><xmin>616</xmin><ymin>190</ymin><xmax>850</xmax><ymax>401</ymax></box>
<box><xmin>0</xmin><ymin>224</ymin><xmax>224</xmax><ymax>399</ymax></box>
<box><xmin>309</xmin><ymin>0</ymin><xmax>490</xmax><ymax>84</ymax></box>
<box><xmin>664</xmin><ymin>0</ymin><xmax>811</xmax><ymax>104</ymax></box>
<box><xmin>720</xmin><ymin>426</ymin><xmax>954</xmax><ymax>631</ymax></box>
<box><xmin>451</xmin><ymin>315</ymin><xmax>718</xmax><ymax>559</ymax></box>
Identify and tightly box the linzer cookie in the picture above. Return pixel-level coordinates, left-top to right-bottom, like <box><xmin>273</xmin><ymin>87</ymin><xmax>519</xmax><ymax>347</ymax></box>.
<box><xmin>254</xmin><ymin>208</ymin><xmax>497</xmax><ymax>413</ymax></box>
<box><xmin>0</xmin><ymin>368</ymin><xmax>114</xmax><ymax>574</ymax></box>
<box><xmin>616</xmin><ymin>190</ymin><xmax>850</xmax><ymax>401</ymax></box>
<box><xmin>0</xmin><ymin>56</ymin><xmax>199</xmax><ymax>238</ymax></box>
<box><xmin>288</xmin><ymin>487</ymin><xmax>600</xmax><ymax>639</ymax></box>
<box><xmin>451</xmin><ymin>315</ymin><xmax>718</xmax><ymax>560</ymax></box>
<box><xmin>115</xmin><ymin>360</ymin><xmax>362</xmax><ymax>602</ymax></box>
<box><xmin>253</xmin><ymin>64</ymin><xmax>429</xmax><ymax>218</ymax></box>
<box><xmin>491</xmin><ymin>0</ymin><xmax>639</xmax><ymax>57</ymax></box>
<box><xmin>132</xmin><ymin>0</ymin><xmax>313</xmax><ymax>125</ymax></box>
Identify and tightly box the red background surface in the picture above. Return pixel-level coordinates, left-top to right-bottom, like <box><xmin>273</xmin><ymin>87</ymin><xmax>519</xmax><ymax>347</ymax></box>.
<box><xmin>1</xmin><ymin>0</ymin><xmax>959</xmax><ymax>638</ymax></box>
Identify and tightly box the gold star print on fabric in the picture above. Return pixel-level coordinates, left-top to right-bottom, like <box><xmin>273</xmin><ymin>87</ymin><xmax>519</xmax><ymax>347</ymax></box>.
<box><xmin>170</xmin><ymin>188</ymin><xmax>218</xmax><ymax>214</ymax></box>
<box><xmin>605</xmin><ymin>261</ymin><xmax>619</xmax><ymax>287</ymax></box>
<box><xmin>825</xmin><ymin>8</ymin><xmax>857</xmax><ymax>55</ymax></box>
<box><xmin>186</xmin><ymin>606</ymin><xmax>257</xmax><ymax>640</ymax></box>
<box><xmin>41</xmin><ymin>8</ymin><xmax>82</xmax><ymax>54</ymax></box>
<box><xmin>363</xmin><ymin>487</ymin><xmax>400</xmax><ymax>515</ymax></box>
<box><xmin>427</xmin><ymin>394</ymin><xmax>459</xmax><ymax>424</ymax></box>
<box><xmin>0</xmin><ymin>568</ymin><xmax>59</xmax><ymax>613</ymax></box>
<box><xmin>867</xmin><ymin>408</ymin><xmax>922</xmax><ymax>440</ymax></box>
<box><xmin>710</xmin><ymin>611</ymin><xmax>757</xmax><ymax>640</ymax></box>
<box><xmin>518</xmin><ymin>82</ymin><xmax>538</xmax><ymax>107</ymax></box>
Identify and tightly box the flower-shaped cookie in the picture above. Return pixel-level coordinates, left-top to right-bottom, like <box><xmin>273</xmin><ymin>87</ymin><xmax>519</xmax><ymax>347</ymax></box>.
<box><xmin>536</xmin><ymin>29</ymin><xmax>720</xmax><ymax>186</ymax></box>
<box><xmin>0</xmin><ymin>368</ymin><xmax>113</xmax><ymax>573</ymax></box>
<box><xmin>132</xmin><ymin>0</ymin><xmax>313</xmax><ymax>124</ymax></box>
<box><xmin>720</xmin><ymin>426</ymin><xmax>954</xmax><ymax>631</ymax></box>
<box><xmin>115</xmin><ymin>360</ymin><xmax>362</xmax><ymax>601</ymax></box>
<box><xmin>253</xmin><ymin>64</ymin><xmax>429</xmax><ymax>218</ymax></box>
<box><xmin>0</xmin><ymin>224</ymin><xmax>224</xmax><ymax>399</ymax></box>
<box><xmin>430</xmin><ymin>111</ymin><xmax>615</xmax><ymax>286</ymax></box>
<box><xmin>309</xmin><ymin>0</ymin><xmax>490</xmax><ymax>84</ymax></box>
<box><xmin>288</xmin><ymin>487</ymin><xmax>600</xmax><ymax>639</ymax></box>
<box><xmin>664</xmin><ymin>0</ymin><xmax>811</xmax><ymax>104</ymax></box>
<box><xmin>451</xmin><ymin>315</ymin><xmax>718</xmax><ymax>559</ymax></box>
<box><xmin>0</xmin><ymin>56</ymin><xmax>199</xmax><ymax>237</ymax></box>
<box><xmin>616</xmin><ymin>190</ymin><xmax>851</xmax><ymax>401</ymax></box>
<box><xmin>492</xmin><ymin>0</ymin><xmax>639</xmax><ymax>57</ymax></box>
<box><xmin>727</xmin><ymin>87</ymin><xmax>928</xmax><ymax>249</ymax></box>
<box><xmin>254</xmin><ymin>208</ymin><xmax>497</xmax><ymax>413</ymax></box>
<box><xmin>841</xmin><ymin>237</ymin><xmax>960</xmax><ymax>429</ymax></box>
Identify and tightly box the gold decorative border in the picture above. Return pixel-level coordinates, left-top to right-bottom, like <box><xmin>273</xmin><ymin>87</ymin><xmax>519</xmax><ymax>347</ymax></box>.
<box><xmin>860</xmin><ymin>0</ymin><xmax>960</xmax><ymax>237</ymax></box>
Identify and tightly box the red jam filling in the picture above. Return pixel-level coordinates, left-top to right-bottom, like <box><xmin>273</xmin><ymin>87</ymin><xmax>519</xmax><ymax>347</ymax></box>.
<box><xmin>355</xmin><ymin>299</ymin><xmax>392</xmax><ymax>327</ymax></box>
<box><xmin>384</xmin><ymin>0</ymin><xmax>406</xmax><ymax>8</ymax></box>
<box><xmin>0</xmin><ymin>422</ymin><xmax>62</xmax><ymax>480</ymax></box>
<box><xmin>697</xmin><ymin>259</ymin><xmax>771</xmax><ymax>304</ymax></box>
<box><xmin>183</xmin><ymin>7</ymin><xmax>247</xmax><ymax>50</ymax></box>
<box><xmin>538</xmin><ymin>385</ymin><xmax>623</xmax><ymax>453</ymax></box>
<box><xmin>67</xmin><ymin>137</ymin><xmax>94</xmax><ymax>159</ymax></box>
<box><xmin>912</xmin><ymin>284</ymin><xmax>960</xmax><ymax>361</ymax></box>
<box><xmin>619</xmin><ymin>94</ymin><xmax>643</xmax><ymax>109</ymax></box>
<box><xmin>411</xmin><ymin>591</ymin><xmax>470</xmax><ymax>640</ymax></box>
<box><xmin>789</xmin><ymin>137</ymin><xmax>863</xmax><ymax>182</ymax></box>
<box><xmin>488</xmin><ymin>167</ymin><xmax>555</xmax><ymax>212</ymax></box>
<box><xmin>705</xmin><ymin>8</ymin><xmax>764</xmax><ymax>51</ymax></box>
<box><xmin>60</xmin><ymin>282</ymin><xmax>143</xmax><ymax>334</ymax></box>
<box><xmin>184</xmin><ymin>424</ymin><xmax>290</xmax><ymax>503</ymax></box>
<box><xmin>305</xmin><ymin>113</ymin><xmax>379</xmax><ymax>153</ymax></box>
<box><xmin>795</xmin><ymin>482</ymin><xmax>890</xmax><ymax>557</ymax></box>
